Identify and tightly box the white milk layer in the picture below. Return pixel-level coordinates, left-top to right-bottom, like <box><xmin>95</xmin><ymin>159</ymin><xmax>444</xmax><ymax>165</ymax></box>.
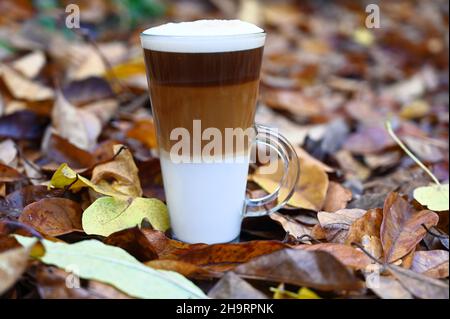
<box><xmin>141</xmin><ymin>19</ymin><xmax>265</xmax><ymax>53</ymax></box>
<box><xmin>160</xmin><ymin>152</ymin><xmax>250</xmax><ymax>244</ymax></box>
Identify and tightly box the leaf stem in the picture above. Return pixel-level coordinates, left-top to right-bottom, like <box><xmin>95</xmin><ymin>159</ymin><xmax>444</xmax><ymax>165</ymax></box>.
<box><xmin>385</xmin><ymin>120</ymin><xmax>441</xmax><ymax>186</ymax></box>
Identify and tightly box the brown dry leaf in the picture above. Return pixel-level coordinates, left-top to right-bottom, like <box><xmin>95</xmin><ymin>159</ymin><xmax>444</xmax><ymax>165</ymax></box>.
<box><xmin>344</xmin><ymin>125</ymin><xmax>396</xmax><ymax>154</ymax></box>
<box><xmin>317</xmin><ymin>209</ymin><xmax>366</xmax><ymax>243</ymax></box>
<box><xmin>126</xmin><ymin>118</ymin><xmax>158</xmax><ymax>149</ymax></box>
<box><xmin>270</xmin><ymin>212</ymin><xmax>311</xmax><ymax>239</ymax></box>
<box><xmin>263</xmin><ymin>89</ymin><xmax>323</xmax><ymax>119</ymax></box>
<box><xmin>0</xmin><ymin>139</ymin><xmax>18</xmax><ymax>167</ymax></box>
<box><xmin>52</xmin><ymin>91</ymin><xmax>101</xmax><ymax>151</ymax></box>
<box><xmin>108</xmin><ymin>228</ymin><xmax>287</xmax><ymax>272</ymax></box>
<box><xmin>146</xmin><ymin>260</ymin><xmax>219</xmax><ymax>280</ymax></box>
<box><xmin>43</xmin><ymin>133</ymin><xmax>95</xmax><ymax>169</ymax></box>
<box><xmin>11</xmin><ymin>50</ymin><xmax>46</xmax><ymax>79</ymax></box>
<box><xmin>411</xmin><ymin>250</ymin><xmax>449</xmax><ymax>278</ymax></box>
<box><xmin>388</xmin><ymin>264</ymin><xmax>449</xmax><ymax>299</ymax></box>
<box><xmin>0</xmin><ymin>246</ymin><xmax>29</xmax><ymax>295</ymax></box>
<box><xmin>294</xmin><ymin>146</ymin><xmax>334</xmax><ymax>173</ymax></box>
<box><xmin>19</xmin><ymin>198</ymin><xmax>83</xmax><ymax>236</ymax></box>
<box><xmin>91</xmin><ymin>144</ymin><xmax>143</xmax><ymax>198</ymax></box>
<box><xmin>174</xmin><ymin>241</ymin><xmax>288</xmax><ymax>272</ymax></box>
<box><xmin>368</xmin><ymin>275</ymin><xmax>413</xmax><ymax>299</ymax></box>
<box><xmin>322</xmin><ymin>182</ymin><xmax>353</xmax><ymax>212</ymax></box>
<box><xmin>35</xmin><ymin>266</ymin><xmax>132</xmax><ymax>299</ymax></box>
<box><xmin>296</xmin><ymin>243</ymin><xmax>371</xmax><ymax>270</ymax></box>
<box><xmin>335</xmin><ymin>150</ymin><xmax>371</xmax><ymax>181</ymax></box>
<box><xmin>104</xmin><ymin>227</ymin><xmax>159</xmax><ymax>262</ymax></box>
<box><xmin>234</xmin><ymin>248</ymin><xmax>360</xmax><ymax>291</ymax></box>
<box><xmin>381</xmin><ymin>193</ymin><xmax>439</xmax><ymax>263</ymax></box>
<box><xmin>402</xmin><ymin>135</ymin><xmax>445</xmax><ymax>163</ymax></box>
<box><xmin>253</xmin><ymin>158</ymin><xmax>329</xmax><ymax>211</ymax></box>
<box><xmin>0</xmin><ymin>64</ymin><xmax>54</xmax><ymax>101</ymax></box>
<box><xmin>208</xmin><ymin>272</ymin><xmax>267</xmax><ymax>299</ymax></box>
<box><xmin>345</xmin><ymin>208</ymin><xmax>383</xmax><ymax>245</ymax></box>
<box><xmin>0</xmin><ymin>163</ymin><xmax>23</xmax><ymax>183</ymax></box>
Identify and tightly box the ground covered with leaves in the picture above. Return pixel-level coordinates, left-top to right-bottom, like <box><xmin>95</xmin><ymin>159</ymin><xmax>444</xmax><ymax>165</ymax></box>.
<box><xmin>0</xmin><ymin>0</ymin><xmax>448</xmax><ymax>299</ymax></box>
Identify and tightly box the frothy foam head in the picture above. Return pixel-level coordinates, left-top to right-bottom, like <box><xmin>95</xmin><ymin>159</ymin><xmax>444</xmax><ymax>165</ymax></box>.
<box><xmin>141</xmin><ymin>20</ymin><xmax>265</xmax><ymax>53</ymax></box>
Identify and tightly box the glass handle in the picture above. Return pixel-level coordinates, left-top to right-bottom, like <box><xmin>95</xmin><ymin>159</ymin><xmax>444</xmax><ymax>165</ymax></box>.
<box><xmin>244</xmin><ymin>124</ymin><xmax>300</xmax><ymax>217</ymax></box>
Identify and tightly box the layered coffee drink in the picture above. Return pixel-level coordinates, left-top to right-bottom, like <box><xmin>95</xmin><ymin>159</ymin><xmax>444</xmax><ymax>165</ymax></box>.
<box><xmin>141</xmin><ymin>20</ymin><xmax>266</xmax><ymax>243</ymax></box>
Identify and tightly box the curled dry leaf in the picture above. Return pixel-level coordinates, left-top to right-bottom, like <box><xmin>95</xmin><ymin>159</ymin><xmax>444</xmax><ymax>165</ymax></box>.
<box><xmin>208</xmin><ymin>272</ymin><xmax>267</xmax><ymax>299</ymax></box>
<box><xmin>345</xmin><ymin>208</ymin><xmax>383</xmax><ymax>260</ymax></box>
<box><xmin>317</xmin><ymin>209</ymin><xmax>366</xmax><ymax>243</ymax></box>
<box><xmin>270</xmin><ymin>212</ymin><xmax>311</xmax><ymax>239</ymax></box>
<box><xmin>411</xmin><ymin>250</ymin><xmax>449</xmax><ymax>279</ymax></box>
<box><xmin>234</xmin><ymin>248</ymin><xmax>360</xmax><ymax>291</ymax></box>
<box><xmin>91</xmin><ymin>144</ymin><xmax>143</xmax><ymax>198</ymax></box>
<box><xmin>381</xmin><ymin>192</ymin><xmax>439</xmax><ymax>263</ymax></box>
<box><xmin>19</xmin><ymin>198</ymin><xmax>83</xmax><ymax>237</ymax></box>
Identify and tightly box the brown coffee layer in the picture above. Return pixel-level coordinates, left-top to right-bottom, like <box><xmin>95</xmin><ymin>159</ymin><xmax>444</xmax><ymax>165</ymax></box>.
<box><xmin>144</xmin><ymin>47</ymin><xmax>263</xmax><ymax>86</ymax></box>
<box><xmin>144</xmin><ymin>47</ymin><xmax>263</xmax><ymax>157</ymax></box>
<box><xmin>150</xmin><ymin>80</ymin><xmax>259</xmax><ymax>155</ymax></box>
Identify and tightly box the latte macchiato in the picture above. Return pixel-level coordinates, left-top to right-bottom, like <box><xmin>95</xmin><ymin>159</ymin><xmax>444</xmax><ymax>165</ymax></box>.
<box><xmin>141</xmin><ymin>20</ymin><xmax>297</xmax><ymax>244</ymax></box>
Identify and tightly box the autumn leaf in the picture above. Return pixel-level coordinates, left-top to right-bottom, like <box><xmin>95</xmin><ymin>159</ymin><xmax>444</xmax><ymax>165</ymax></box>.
<box><xmin>208</xmin><ymin>272</ymin><xmax>267</xmax><ymax>299</ymax></box>
<box><xmin>411</xmin><ymin>250</ymin><xmax>449</xmax><ymax>279</ymax></box>
<box><xmin>0</xmin><ymin>247</ymin><xmax>29</xmax><ymax>295</ymax></box>
<box><xmin>296</xmin><ymin>243</ymin><xmax>371</xmax><ymax>270</ymax></box>
<box><xmin>35</xmin><ymin>266</ymin><xmax>132</xmax><ymax>299</ymax></box>
<box><xmin>413</xmin><ymin>184</ymin><xmax>449</xmax><ymax>212</ymax></box>
<box><xmin>91</xmin><ymin>144</ymin><xmax>143</xmax><ymax>198</ymax></box>
<box><xmin>381</xmin><ymin>193</ymin><xmax>439</xmax><ymax>263</ymax></box>
<box><xmin>388</xmin><ymin>264</ymin><xmax>449</xmax><ymax>299</ymax></box>
<box><xmin>82</xmin><ymin>196</ymin><xmax>169</xmax><ymax>237</ymax></box>
<box><xmin>15</xmin><ymin>235</ymin><xmax>207</xmax><ymax>299</ymax></box>
<box><xmin>19</xmin><ymin>198</ymin><xmax>83</xmax><ymax>236</ymax></box>
<box><xmin>234</xmin><ymin>248</ymin><xmax>360</xmax><ymax>291</ymax></box>
<box><xmin>252</xmin><ymin>158</ymin><xmax>329</xmax><ymax>211</ymax></box>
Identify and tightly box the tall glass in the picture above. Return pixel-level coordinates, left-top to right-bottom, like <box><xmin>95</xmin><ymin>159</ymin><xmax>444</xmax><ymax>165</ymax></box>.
<box><xmin>141</xmin><ymin>22</ymin><xmax>299</xmax><ymax>244</ymax></box>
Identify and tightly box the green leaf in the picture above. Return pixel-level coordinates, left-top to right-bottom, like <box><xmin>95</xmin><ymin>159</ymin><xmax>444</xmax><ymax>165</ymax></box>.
<box><xmin>82</xmin><ymin>196</ymin><xmax>170</xmax><ymax>236</ymax></box>
<box><xmin>15</xmin><ymin>235</ymin><xmax>206</xmax><ymax>299</ymax></box>
<box><xmin>413</xmin><ymin>184</ymin><xmax>449</xmax><ymax>212</ymax></box>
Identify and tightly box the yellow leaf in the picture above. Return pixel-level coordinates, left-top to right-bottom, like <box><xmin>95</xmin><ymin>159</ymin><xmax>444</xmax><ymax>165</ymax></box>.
<box><xmin>252</xmin><ymin>158</ymin><xmax>329</xmax><ymax>210</ymax></box>
<box><xmin>353</xmin><ymin>28</ymin><xmax>375</xmax><ymax>47</ymax></box>
<box><xmin>82</xmin><ymin>196</ymin><xmax>170</xmax><ymax>236</ymax></box>
<box><xmin>49</xmin><ymin>163</ymin><xmax>127</xmax><ymax>199</ymax></box>
<box><xmin>413</xmin><ymin>184</ymin><xmax>449</xmax><ymax>212</ymax></box>
<box><xmin>271</xmin><ymin>284</ymin><xmax>321</xmax><ymax>299</ymax></box>
<box><xmin>91</xmin><ymin>144</ymin><xmax>143</xmax><ymax>198</ymax></box>
<box><xmin>400</xmin><ymin>100</ymin><xmax>430</xmax><ymax>119</ymax></box>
